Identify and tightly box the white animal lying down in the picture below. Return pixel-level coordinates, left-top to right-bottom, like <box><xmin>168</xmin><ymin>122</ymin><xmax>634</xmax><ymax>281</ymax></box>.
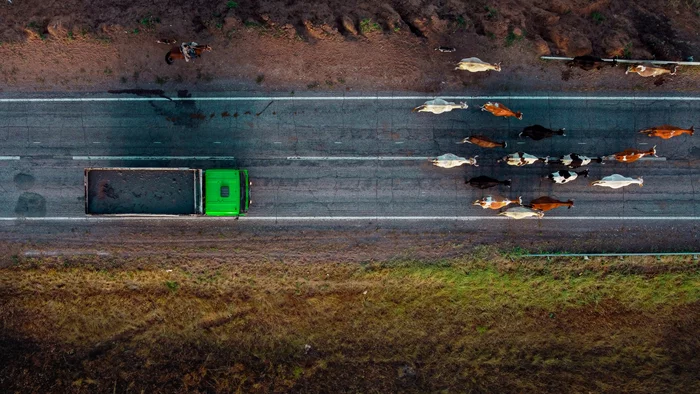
<box><xmin>455</xmin><ymin>57</ymin><xmax>502</xmax><ymax>72</ymax></box>
<box><xmin>499</xmin><ymin>206</ymin><xmax>544</xmax><ymax>219</ymax></box>
<box><xmin>591</xmin><ymin>174</ymin><xmax>644</xmax><ymax>189</ymax></box>
<box><xmin>413</xmin><ymin>99</ymin><xmax>468</xmax><ymax>114</ymax></box>
<box><xmin>431</xmin><ymin>153</ymin><xmax>478</xmax><ymax>168</ymax></box>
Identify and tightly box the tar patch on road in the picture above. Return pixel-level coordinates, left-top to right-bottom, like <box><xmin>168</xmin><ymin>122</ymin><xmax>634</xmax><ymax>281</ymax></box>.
<box><xmin>13</xmin><ymin>173</ymin><xmax>35</xmax><ymax>191</ymax></box>
<box><xmin>15</xmin><ymin>192</ymin><xmax>47</xmax><ymax>217</ymax></box>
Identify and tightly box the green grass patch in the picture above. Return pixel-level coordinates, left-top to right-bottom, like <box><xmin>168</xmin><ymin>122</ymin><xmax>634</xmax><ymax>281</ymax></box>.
<box><xmin>226</xmin><ymin>0</ymin><xmax>238</xmax><ymax>8</ymax></box>
<box><xmin>591</xmin><ymin>11</ymin><xmax>605</xmax><ymax>24</ymax></box>
<box><xmin>359</xmin><ymin>18</ymin><xmax>381</xmax><ymax>34</ymax></box>
<box><xmin>1</xmin><ymin>252</ymin><xmax>698</xmax><ymax>392</ymax></box>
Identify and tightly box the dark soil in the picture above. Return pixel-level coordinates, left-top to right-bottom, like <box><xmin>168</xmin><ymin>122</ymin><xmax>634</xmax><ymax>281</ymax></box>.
<box><xmin>0</xmin><ymin>0</ymin><xmax>698</xmax><ymax>93</ymax></box>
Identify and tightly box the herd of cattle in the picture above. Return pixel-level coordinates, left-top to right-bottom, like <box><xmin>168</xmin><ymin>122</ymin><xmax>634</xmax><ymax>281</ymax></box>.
<box><xmin>415</xmin><ymin>97</ymin><xmax>694</xmax><ymax>219</ymax></box>
<box><xmin>454</xmin><ymin>56</ymin><xmax>680</xmax><ymax>78</ymax></box>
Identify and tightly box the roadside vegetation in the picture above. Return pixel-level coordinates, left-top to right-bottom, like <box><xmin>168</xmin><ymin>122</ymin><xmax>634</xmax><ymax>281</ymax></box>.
<box><xmin>1</xmin><ymin>249</ymin><xmax>698</xmax><ymax>393</ymax></box>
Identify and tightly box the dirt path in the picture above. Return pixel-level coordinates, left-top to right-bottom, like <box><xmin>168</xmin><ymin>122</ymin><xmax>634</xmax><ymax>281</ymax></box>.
<box><xmin>0</xmin><ymin>0</ymin><xmax>698</xmax><ymax>94</ymax></box>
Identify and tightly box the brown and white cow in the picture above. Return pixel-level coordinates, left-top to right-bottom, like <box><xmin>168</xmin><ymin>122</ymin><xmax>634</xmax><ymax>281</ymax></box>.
<box><xmin>626</xmin><ymin>64</ymin><xmax>677</xmax><ymax>77</ymax></box>
<box><xmin>528</xmin><ymin>196</ymin><xmax>574</xmax><ymax>211</ymax></box>
<box><xmin>473</xmin><ymin>195</ymin><xmax>522</xmax><ymax>210</ymax></box>
<box><xmin>639</xmin><ymin>125</ymin><xmax>694</xmax><ymax>139</ymax></box>
<box><xmin>457</xmin><ymin>135</ymin><xmax>507</xmax><ymax>148</ymax></box>
<box><xmin>612</xmin><ymin>146</ymin><xmax>657</xmax><ymax>163</ymax></box>
<box><xmin>481</xmin><ymin>102</ymin><xmax>523</xmax><ymax>120</ymax></box>
<box><xmin>455</xmin><ymin>57</ymin><xmax>501</xmax><ymax>72</ymax></box>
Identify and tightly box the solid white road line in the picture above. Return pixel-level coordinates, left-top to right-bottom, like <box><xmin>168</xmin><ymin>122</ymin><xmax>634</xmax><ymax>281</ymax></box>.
<box><xmin>0</xmin><ymin>156</ymin><xmax>21</xmax><ymax>160</ymax></box>
<box><xmin>72</xmin><ymin>156</ymin><xmax>237</xmax><ymax>160</ymax></box>
<box><xmin>0</xmin><ymin>216</ymin><xmax>697</xmax><ymax>221</ymax></box>
<box><xmin>287</xmin><ymin>156</ymin><xmax>433</xmax><ymax>161</ymax></box>
<box><xmin>1</xmin><ymin>96</ymin><xmax>700</xmax><ymax>103</ymax></box>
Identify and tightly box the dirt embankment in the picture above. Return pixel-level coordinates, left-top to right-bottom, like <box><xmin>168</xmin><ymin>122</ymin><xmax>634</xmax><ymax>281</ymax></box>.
<box><xmin>0</xmin><ymin>0</ymin><xmax>698</xmax><ymax>93</ymax></box>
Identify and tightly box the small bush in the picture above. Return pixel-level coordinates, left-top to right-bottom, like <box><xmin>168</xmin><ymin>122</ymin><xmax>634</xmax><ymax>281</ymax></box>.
<box><xmin>139</xmin><ymin>16</ymin><xmax>160</xmax><ymax>29</ymax></box>
<box><xmin>359</xmin><ymin>18</ymin><xmax>381</xmax><ymax>34</ymax></box>
<box><xmin>155</xmin><ymin>76</ymin><xmax>169</xmax><ymax>85</ymax></box>
<box><xmin>165</xmin><ymin>280</ymin><xmax>179</xmax><ymax>292</ymax></box>
<box><xmin>485</xmin><ymin>6</ymin><xmax>498</xmax><ymax>19</ymax></box>
<box><xmin>226</xmin><ymin>1</ymin><xmax>238</xmax><ymax>8</ymax></box>
<box><xmin>591</xmin><ymin>11</ymin><xmax>605</xmax><ymax>24</ymax></box>
<box><xmin>256</xmin><ymin>74</ymin><xmax>264</xmax><ymax>84</ymax></box>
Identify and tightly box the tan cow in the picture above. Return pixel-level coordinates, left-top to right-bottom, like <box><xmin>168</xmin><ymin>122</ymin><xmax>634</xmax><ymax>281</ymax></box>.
<box><xmin>625</xmin><ymin>64</ymin><xmax>677</xmax><ymax>77</ymax></box>
<box><xmin>481</xmin><ymin>102</ymin><xmax>522</xmax><ymax>120</ymax></box>
<box><xmin>499</xmin><ymin>207</ymin><xmax>544</xmax><ymax>219</ymax></box>
<box><xmin>612</xmin><ymin>146</ymin><xmax>657</xmax><ymax>163</ymax></box>
<box><xmin>639</xmin><ymin>125</ymin><xmax>694</xmax><ymax>139</ymax></box>
<box><xmin>413</xmin><ymin>99</ymin><xmax>468</xmax><ymax>114</ymax></box>
<box><xmin>473</xmin><ymin>195</ymin><xmax>522</xmax><ymax>210</ymax></box>
<box><xmin>455</xmin><ymin>57</ymin><xmax>501</xmax><ymax>72</ymax></box>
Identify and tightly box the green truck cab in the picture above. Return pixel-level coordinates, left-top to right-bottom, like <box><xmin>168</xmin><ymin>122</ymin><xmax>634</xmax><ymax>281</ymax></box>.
<box><xmin>84</xmin><ymin>167</ymin><xmax>250</xmax><ymax>216</ymax></box>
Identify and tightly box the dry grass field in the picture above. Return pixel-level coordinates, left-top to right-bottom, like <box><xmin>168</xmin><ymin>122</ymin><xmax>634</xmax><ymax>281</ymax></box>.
<box><xmin>1</xmin><ymin>248</ymin><xmax>698</xmax><ymax>393</ymax></box>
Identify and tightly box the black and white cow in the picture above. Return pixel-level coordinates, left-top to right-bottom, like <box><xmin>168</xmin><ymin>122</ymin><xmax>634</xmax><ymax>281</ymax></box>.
<box><xmin>547</xmin><ymin>169</ymin><xmax>589</xmax><ymax>184</ymax></box>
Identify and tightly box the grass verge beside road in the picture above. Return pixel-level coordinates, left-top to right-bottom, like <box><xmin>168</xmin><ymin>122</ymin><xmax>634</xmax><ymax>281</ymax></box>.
<box><xmin>1</xmin><ymin>249</ymin><xmax>698</xmax><ymax>393</ymax></box>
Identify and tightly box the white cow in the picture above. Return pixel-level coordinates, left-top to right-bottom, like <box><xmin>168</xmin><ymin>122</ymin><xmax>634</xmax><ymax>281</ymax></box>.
<box><xmin>500</xmin><ymin>152</ymin><xmax>548</xmax><ymax>167</ymax></box>
<box><xmin>431</xmin><ymin>153</ymin><xmax>478</xmax><ymax>168</ymax></box>
<box><xmin>413</xmin><ymin>99</ymin><xmax>468</xmax><ymax>114</ymax></box>
<box><xmin>455</xmin><ymin>57</ymin><xmax>502</xmax><ymax>72</ymax></box>
<box><xmin>499</xmin><ymin>207</ymin><xmax>544</xmax><ymax>219</ymax></box>
<box><xmin>591</xmin><ymin>174</ymin><xmax>643</xmax><ymax>189</ymax></box>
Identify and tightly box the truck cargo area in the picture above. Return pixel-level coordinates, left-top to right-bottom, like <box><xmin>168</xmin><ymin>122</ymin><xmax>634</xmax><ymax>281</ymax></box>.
<box><xmin>85</xmin><ymin>168</ymin><xmax>203</xmax><ymax>215</ymax></box>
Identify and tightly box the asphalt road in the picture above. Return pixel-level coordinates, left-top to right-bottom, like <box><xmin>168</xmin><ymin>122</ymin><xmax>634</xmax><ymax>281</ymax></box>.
<box><xmin>0</xmin><ymin>92</ymin><xmax>698</xmax><ymax>251</ymax></box>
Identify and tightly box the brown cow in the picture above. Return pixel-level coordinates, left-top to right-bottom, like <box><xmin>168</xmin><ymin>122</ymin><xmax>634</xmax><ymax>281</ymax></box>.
<box><xmin>612</xmin><ymin>146</ymin><xmax>657</xmax><ymax>163</ymax></box>
<box><xmin>528</xmin><ymin>196</ymin><xmax>574</xmax><ymax>211</ymax></box>
<box><xmin>639</xmin><ymin>125</ymin><xmax>694</xmax><ymax>139</ymax></box>
<box><xmin>481</xmin><ymin>102</ymin><xmax>523</xmax><ymax>120</ymax></box>
<box><xmin>457</xmin><ymin>135</ymin><xmax>507</xmax><ymax>148</ymax></box>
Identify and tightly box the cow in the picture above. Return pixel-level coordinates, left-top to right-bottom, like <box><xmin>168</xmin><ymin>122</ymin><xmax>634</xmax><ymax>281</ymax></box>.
<box><xmin>550</xmin><ymin>153</ymin><xmax>604</xmax><ymax>168</ymax></box>
<box><xmin>547</xmin><ymin>169</ymin><xmax>589</xmax><ymax>184</ymax></box>
<box><xmin>639</xmin><ymin>125</ymin><xmax>694</xmax><ymax>139</ymax></box>
<box><xmin>432</xmin><ymin>153</ymin><xmax>478</xmax><ymax>168</ymax></box>
<box><xmin>435</xmin><ymin>46</ymin><xmax>456</xmax><ymax>53</ymax></box>
<box><xmin>480</xmin><ymin>102</ymin><xmax>522</xmax><ymax>120</ymax></box>
<box><xmin>499</xmin><ymin>206</ymin><xmax>544</xmax><ymax>219</ymax></box>
<box><xmin>612</xmin><ymin>146</ymin><xmax>657</xmax><ymax>163</ymax></box>
<box><xmin>473</xmin><ymin>195</ymin><xmax>522</xmax><ymax>210</ymax></box>
<box><xmin>566</xmin><ymin>55</ymin><xmax>617</xmax><ymax>71</ymax></box>
<box><xmin>520</xmin><ymin>125</ymin><xmax>565</xmax><ymax>141</ymax></box>
<box><xmin>591</xmin><ymin>174</ymin><xmax>643</xmax><ymax>189</ymax></box>
<box><xmin>528</xmin><ymin>196</ymin><xmax>574</xmax><ymax>211</ymax></box>
<box><xmin>457</xmin><ymin>135</ymin><xmax>507</xmax><ymax>148</ymax></box>
<box><xmin>626</xmin><ymin>64</ymin><xmax>677</xmax><ymax>77</ymax></box>
<box><xmin>413</xmin><ymin>99</ymin><xmax>468</xmax><ymax>114</ymax></box>
<box><xmin>455</xmin><ymin>57</ymin><xmax>502</xmax><ymax>72</ymax></box>
<box><xmin>500</xmin><ymin>152</ymin><xmax>548</xmax><ymax>166</ymax></box>
<box><xmin>466</xmin><ymin>176</ymin><xmax>511</xmax><ymax>189</ymax></box>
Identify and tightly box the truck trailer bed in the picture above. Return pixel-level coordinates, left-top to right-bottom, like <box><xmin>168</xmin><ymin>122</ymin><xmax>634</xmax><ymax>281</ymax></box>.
<box><xmin>85</xmin><ymin>168</ymin><xmax>203</xmax><ymax>215</ymax></box>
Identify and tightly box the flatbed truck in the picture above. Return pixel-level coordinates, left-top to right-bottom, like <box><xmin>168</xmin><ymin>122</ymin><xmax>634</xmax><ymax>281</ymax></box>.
<box><xmin>84</xmin><ymin>168</ymin><xmax>250</xmax><ymax>216</ymax></box>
